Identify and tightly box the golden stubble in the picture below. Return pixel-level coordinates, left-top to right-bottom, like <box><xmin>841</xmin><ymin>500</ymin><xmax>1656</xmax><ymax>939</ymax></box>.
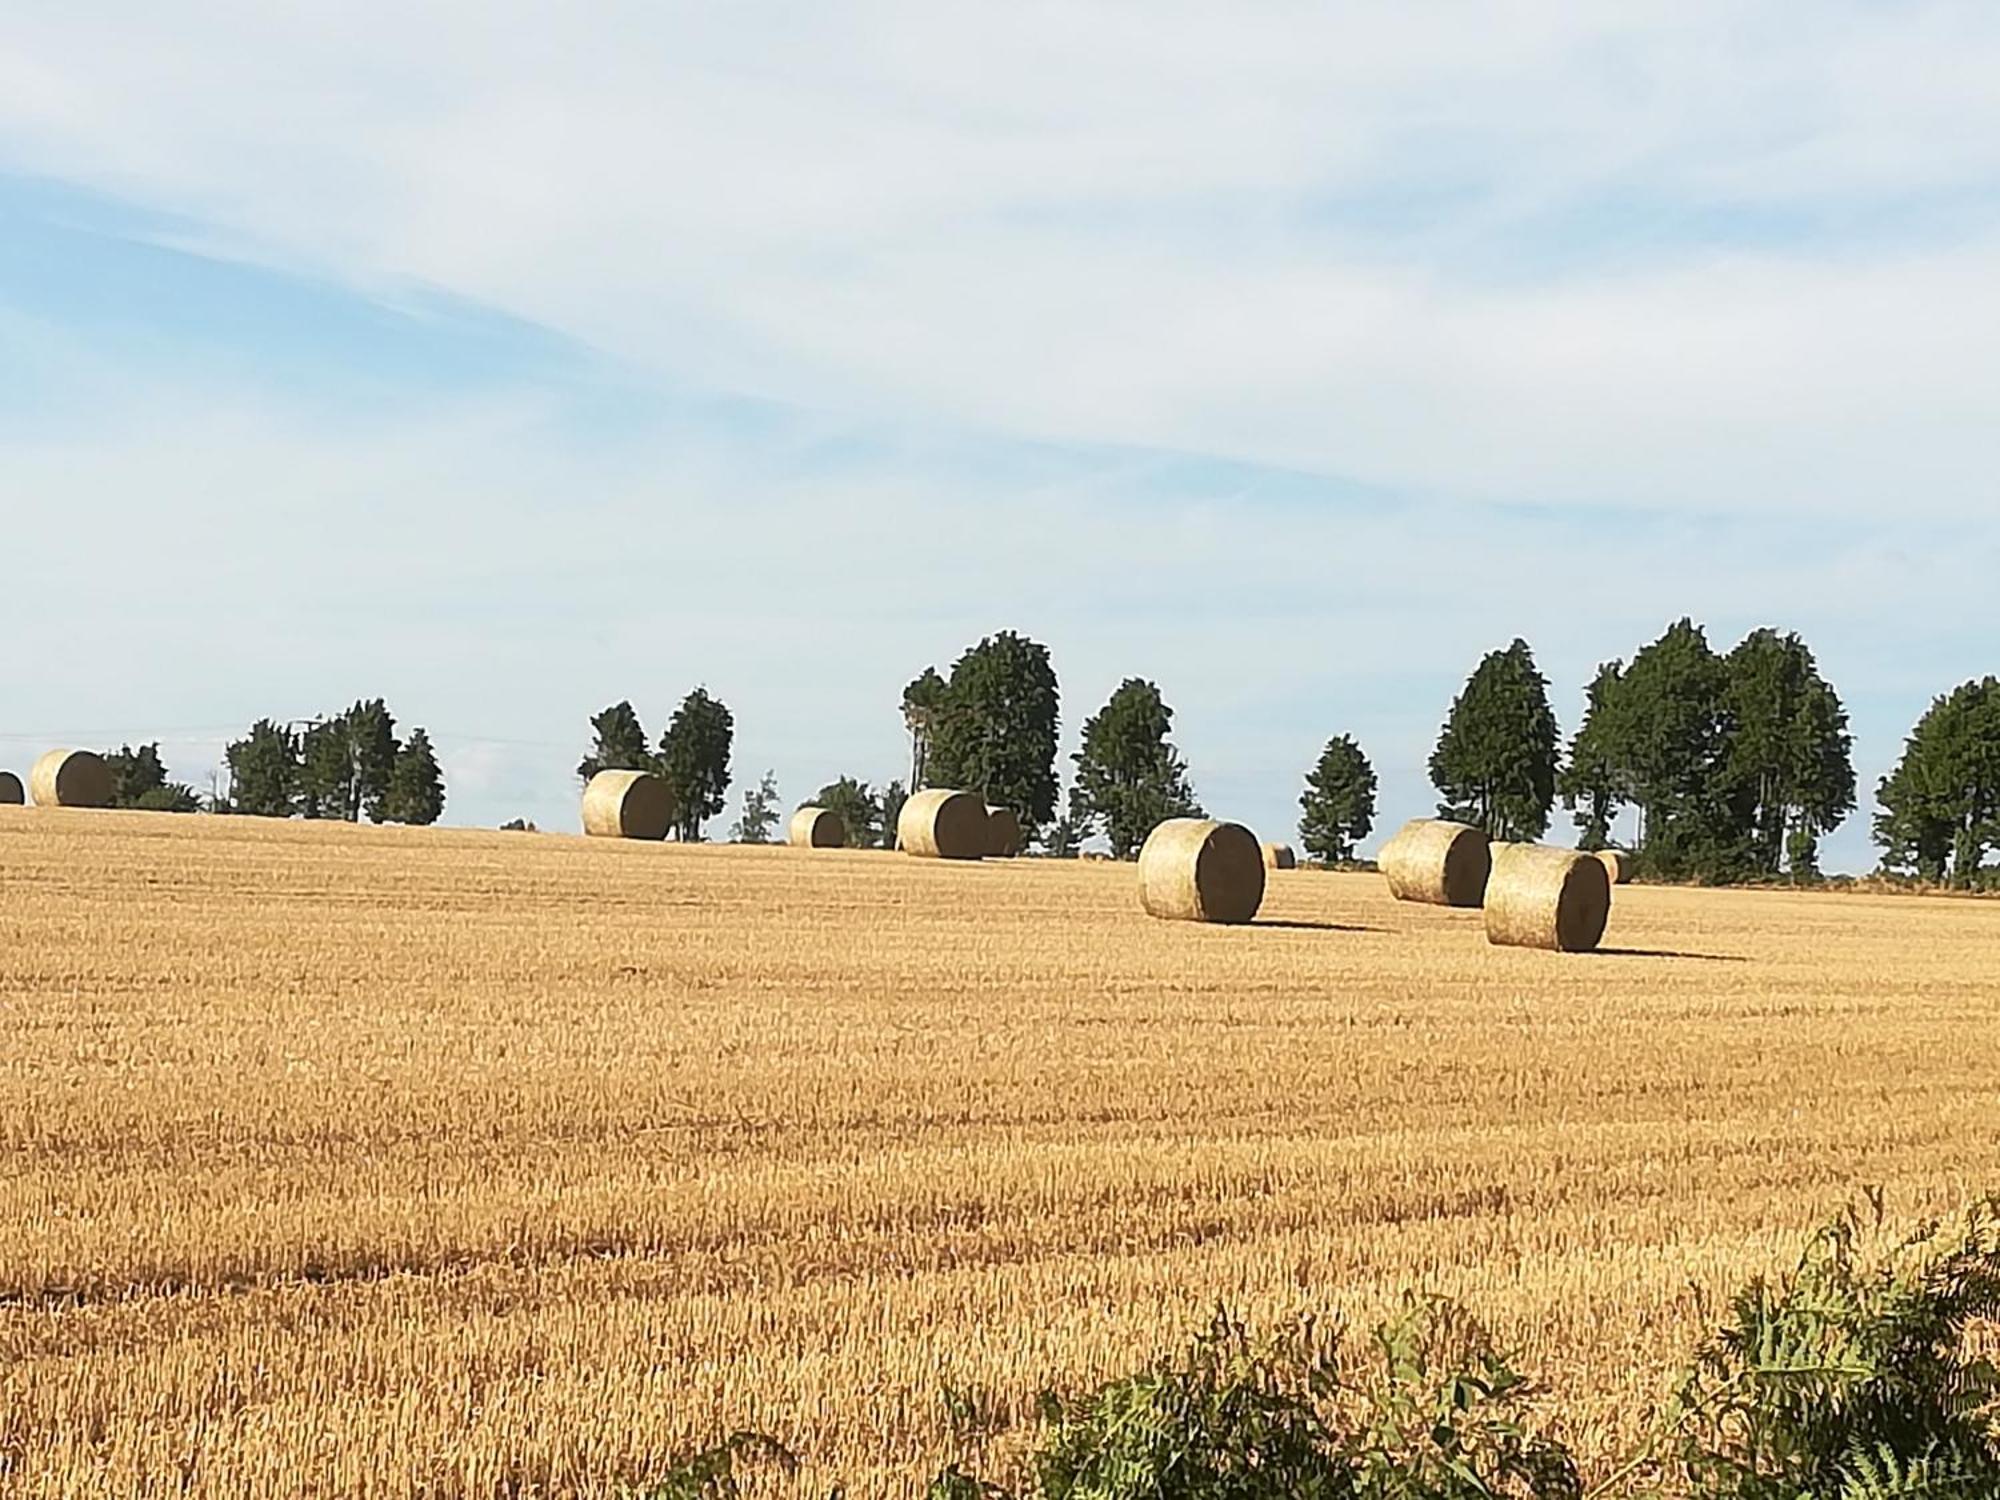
<box><xmin>3</xmin><ymin>808</ymin><xmax>1998</xmax><ymax>1496</ymax></box>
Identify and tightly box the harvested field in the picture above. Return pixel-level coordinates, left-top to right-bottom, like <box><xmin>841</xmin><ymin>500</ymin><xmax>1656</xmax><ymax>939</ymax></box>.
<box><xmin>4</xmin><ymin>809</ymin><xmax>2000</xmax><ymax>1496</ymax></box>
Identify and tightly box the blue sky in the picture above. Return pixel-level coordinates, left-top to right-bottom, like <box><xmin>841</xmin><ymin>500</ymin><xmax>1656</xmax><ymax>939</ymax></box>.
<box><xmin>3</xmin><ymin>3</ymin><xmax>1999</xmax><ymax>868</ymax></box>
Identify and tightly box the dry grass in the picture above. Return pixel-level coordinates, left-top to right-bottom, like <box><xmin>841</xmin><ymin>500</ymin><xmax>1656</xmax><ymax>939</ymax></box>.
<box><xmin>4</xmin><ymin>809</ymin><xmax>2000</xmax><ymax>1497</ymax></box>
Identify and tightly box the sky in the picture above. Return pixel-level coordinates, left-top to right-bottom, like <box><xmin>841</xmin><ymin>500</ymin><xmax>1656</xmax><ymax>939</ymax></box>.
<box><xmin>3</xmin><ymin>3</ymin><xmax>1998</xmax><ymax>867</ymax></box>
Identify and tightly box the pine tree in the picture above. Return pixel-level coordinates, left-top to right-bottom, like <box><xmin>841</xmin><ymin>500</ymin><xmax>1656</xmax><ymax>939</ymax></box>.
<box><xmin>576</xmin><ymin>701</ymin><xmax>654</xmax><ymax>784</ymax></box>
<box><xmin>1070</xmin><ymin>678</ymin><xmax>1202</xmax><ymax>859</ymax></box>
<box><xmin>902</xmin><ymin>668</ymin><xmax>948</xmax><ymax>791</ymax></box>
<box><xmin>1615</xmin><ymin>619</ymin><xmax>1742</xmax><ymax>880</ymax></box>
<box><xmin>1429</xmin><ymin>639</ymin><xmax>1559</xmax><ymax>842</ymax></box>
<box><xmin>658</xmin><ymin>688</ymin><xmax>734</xmax><ymax>842</ymax></box>
<box><xmin>1723</xmin><ymin>629</ymin><xmax>1855</xmax><ymax>878</ymax></box>
<box><xmin>879</xmin><ymin>779</ymin><xmax>908</xmax><ymax>851</ymax></box>
<box><xmin>732</xmin><ymin>770</ymin><xmax>781</xmax><ymax>844</ymax></box>
<box><xmin>224</xmin><ymin>720</ymin><xmax>300</xmax><ymax>817</ymax></box>
<box><xmin>1298</xmin><ymin>735</ymin><xmax>1377</xmax><ymax>865</ymax></box>
<box><xmin>1876</xmin><ymin>678</ymin><xmax>2000</xmax><ymax>886</ymax></box>
<box><xmin>382</xmin><ymin>728</ymin><xmax>445</xmax><ymax>826</ymax></box>
<box><xmin>811</xmin><ymin>777</ymin><xmax>882</xmax><ymax>849</ymax></box>
<box><xmin>1559</xmin><ymin>662</ymin><xmax>1629</xmax><ymax>851</ymax></box>
<box><xmin>347</xmin><ymin>699</ymin><xmax>400</xmax><ymax>824</ymax></box>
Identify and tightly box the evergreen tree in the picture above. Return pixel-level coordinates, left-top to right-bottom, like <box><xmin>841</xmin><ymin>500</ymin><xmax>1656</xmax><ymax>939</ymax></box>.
<box><xmin>901</xmin><ymin>667</ymin><xmax>948</xmax><ymax>791</ymax></box>
<box><xmin>132</xmin><ymin>783</ymin><xmax>202</xmax><ymax>813</ymax></box>
<box><xmin>658</xmin><ymin>688</ymin><xmax>734</xmax><ymax>842</ymax></box>
<box><xmin>382</xmin><ymin>728</ymin><xmax>445</xmax><ymax>826</ymax></box>
<box><xmin>811</xmin><ymin>776</ymin><xmax>882</xmax><ymax>849</ymax></box>
<box><xmin>1876</xmin><ymin>678</ymin><xmax>2000</xmax><ymax>886</ymax></box>
<box><xmin>732</xmin><ymin>770</ymin><xmax>781</xmax><ymax>844</ymax></box>
<box><xmin>1070</xmin><ymin>678</ymin><xmax>1202</xmax><ymax>860</ymax></box>
<box><xmin>1723</xmin><ymin>629</ymin><xmax>1856</xmax><ymax>878</ymax></box>
<box><xmin>926</xmin><ymin>631</ymin><xmax>1061</xmax><ymax>842</ymax></box>
<box><xmin>577</xmin><ymin>701</ymin><xmax>654</xmax><ymax>783</ymax></box>
<box><xmin>298</xmin><ymin>713</ymin><xmax>355</xmax><ymax>820</ymax></box>
<box><xmin>224</xmin><ymin>720</ymin><xmax>299</xmax><ymax>818</ymax></box>
<box><xmin>1298</xmin><ymin>734</ymin><xmax>1377</xmax><ymax>865</ymax></box>
<box><xmin>104</xmin><ymin>743</ymin><xmax>170</xmax><ymax>808</ymax></box>
<box><xmin>879</xmin><ymin>779</ymin><xmax>908</xmax><ymax>851</ymax></box>
<box><xmin>1615</xmin><ymin>619</ymin><xmax>1743</xmax><ymax>879</ymax></box>
<box><xmin>347</xmin><ymin>699</ymin><xmax>400</xmax><ymax>824</ymax></box>
<box><xmin>1429</xmin><ymin>639</ymin><xmax>1559</xmax><ymax>842</ymax></box>
<box><xmin>1559</xmin><ymin>662</ymin><xmax>1629</xmax><ymax>851</ymax></box>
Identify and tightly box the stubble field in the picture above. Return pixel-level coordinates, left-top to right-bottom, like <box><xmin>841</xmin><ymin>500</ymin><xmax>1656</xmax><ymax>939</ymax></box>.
<box><xmin>4</xmin><ymin>808</ymin><xmax>1999</xmax><ymax>1497</ymax></box>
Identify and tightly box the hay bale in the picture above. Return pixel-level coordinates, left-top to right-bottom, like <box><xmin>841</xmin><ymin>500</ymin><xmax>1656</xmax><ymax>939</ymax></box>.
<box><xmin>0</xmin><ymin>772</ymin><xmax>22</xmax><ymax>806</ymax></box>
<box><xmin>789</xmin><ymin>806</ymin><xmax>845</xmax><ymax>849</ymax></box>
<box><xmin>581</xmin><ymin>769</ymin><xmax>674</xmax><ymax>840</ymax></box>
<box><xmin>1137</xmin><ymin>818</ymin><xmax>1265</xmax><ymax>924</ymax></box>
<box><xmin>898</xmin><ymin>788</ymin><xmax>987</xmax><ymax>859</ymax></box>
<box><xmin>1379</xmin><ymin>819</ymin><xmax>1490</xmax><ymax>907</ymax></box>
<box><xmin>1597</xmin><ymin>849</ymin><xmax>1632</xmax><ymax>885</ymax></box>
<box><xmin>1262</xmin><ymin>842</ymin><xmax>1297</xmax><ymax>871</ymax></box>
<box><xmin>1485</xmin><ymin>843</ymin><xmax>1612</xmax><ymax>953</ymax></box>
<box><xmin>985</xmin><ymin>805</ymin><xmax>1023</xmax><ymax>858</ymax></box>
<box><xmin>29</xmin><ymin>749</ymin><xmax>112</xmax><ymax>809</ymax></box>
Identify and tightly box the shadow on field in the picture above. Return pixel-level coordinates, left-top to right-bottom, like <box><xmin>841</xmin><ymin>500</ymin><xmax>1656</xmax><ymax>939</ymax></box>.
<box><xmin>1596</xmin><ymin>946</ymin><xmax>1748</xmax><ymax>963</ymax></box>
<box><xmin>1253</xmin><ymin>919</ymin><xmax>1385</xmax><ymax>934</ymax></box>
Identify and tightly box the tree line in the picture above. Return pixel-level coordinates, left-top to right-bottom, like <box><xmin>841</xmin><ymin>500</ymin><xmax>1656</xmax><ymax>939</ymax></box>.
<box><xmin>221</xmin><ymin>701</ymin><xmax>444</xmax><ymax>824</ymax></box>
<box><xmin>599</xmin><ymin>621</ymin><xmax>1997</xmax><ymax>887</ymax></box>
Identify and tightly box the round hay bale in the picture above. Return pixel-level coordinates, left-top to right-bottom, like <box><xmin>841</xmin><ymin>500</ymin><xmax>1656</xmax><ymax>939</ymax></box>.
<box><xmin>1262</xmin><ymin>842</ymin><xmax>1297</xmax><ymax>871</ymax></box>
<box><xmin>898</xmin><ymin>788</ymin><xmax>987</xmax><ymax>860</ymax></box>
<box><xmin>1137</xmin><ymin>818</ymin><xmax>1265</xmax><ymax>925</ymax></box>
<box><xmin>1485</xmin><ymin>843</ymin><xmax>1612</xmax><ymax>953</ymax></box>
<box><xmin>1597</xmin><ymin>848</ymin><xmax>1632</xmax><ymax>885</ymax></box>
<box><xmin>0</xmin><ymin>772</ymin><xmax>22</xmax><ymax>806</ymax></box>
<box><xmin>984</xmin><ymin>805</ymin><xmax>1023</xmax><ymax>858</ymax></box>
<box><xmin>1379</xmin><ymin>818</ymin><xmax>1490</xmax><ymax>907</ymax></box>
<box><xmin>581</xmin><ymin>769</ymin><xmax>674</xmax><ymax>840</ymax></box>
<box><xmin>789</xmin><ymin>806</ymin><xmax>845</xmax><ymax>849</ymax></box>
<box><xmin>30</xmin><ymin>749</ymin><xmax>112</xmax><ymax>809</ymax></box>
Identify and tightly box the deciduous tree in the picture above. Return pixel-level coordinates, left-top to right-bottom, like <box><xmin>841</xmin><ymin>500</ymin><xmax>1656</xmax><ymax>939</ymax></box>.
<box><xmin>1070</xmin><ymin>678</ymin><xmax>1201</xmax><ymax>859</ymax></box>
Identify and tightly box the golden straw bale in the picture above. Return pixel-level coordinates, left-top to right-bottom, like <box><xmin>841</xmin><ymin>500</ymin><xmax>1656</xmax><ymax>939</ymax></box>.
<box><xmin>29</xmin><ymin>749</ymin><xmax>112</xmax><ymax>809</ymax></box>
<box><xmin>1597</xmin><ymin>849</ymin><xmax>1632</xmax><ymax>885</ymax></box>
<box><xmin>0</xmin><ymin>771</ymin><xmax>22</xmax><ymax>805</ymax></box>
<box><xmin>1262</xmin><ymin>842</ymin><xmax>1297</xmax><ymax>871</ymax></box>
<box><xmin>1379</xmin><ymin>819</ymin><xmax>1490</xmax><ymax>907</ymax></box>
<box><xmin>580</xmin><ymin>769</ymin><xmax>674</xmax><ymax>841</ymax></box>
<box><xmin>984</xmin><ymin>806</ymin><xmax>1023</xmax><ymax>858</ymax></box>
<box><xmin>789</xmin><ymin>806</ymin><xmax>846</xmax><ymax>849</ymax></box>
<box><xmin>1485</xmin><ymin>843</ymin><xmax>1613</xmax><ymax>953</ymax></box>
<box><xmin>897</xmin><ymin>789</ymin><xmax>987</xmax><ymax>860</ymax></box>
<box><xmin>1137</xmin><ymin>818</ymin><xmax>1265</xmax><ymax>924</ymax></box>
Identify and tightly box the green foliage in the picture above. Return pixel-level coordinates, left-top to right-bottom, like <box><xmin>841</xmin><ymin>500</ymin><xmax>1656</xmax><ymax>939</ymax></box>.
<box><xmin>1661</xmin><ymin>1196</ymin><xmax>2000</xmax><ymax>1500</ymax></box>
<box><xmin>812</xmin><ymin>776</ymin><xmax>883</xmax><ymax>848</ymax></box>
<box><xmin>382</xmin><ymin>728</ymin><xmax>446</xmax><ymax>826</ymax></box>
<box><xmin>578</xmin><ymin>701</ymin><xmax>655</xmax><ymax>785</ymax></box>
<box><xmin>132</xmin><ymin>783</ymin><xmax>202</xmax><ymax>813</ymax></box>
<box><xmin>905</xmin><ymin>666</ymin><xmax>950</xmax><ymax>790</ymax></box>
<box><xmin>732</xmin><ymin>770</ymin><xmax>781</xmax><ymax>845</ymax></box>
<box><xmin>224</xmin><ymin>719</ymin><xmax>299</xmax><ymax>818</ymax></box>
<box><xmin>1875</xmin><ymin>679</ymin><xmax>2000</xmax><ymax>887</ymax></box>
<box><xmin>1430</xmin><ymin>641</ymin><xmax>1559</xmax><ymax>843</ymax></box>
<box><xmin>927</xmin><ymin>632</ymin><xmax>1061</xmax><ymax>844</ymax></box>
<box><xmin>658</xmin><ymin>688</ymin><xmax>735</xmax><ymax>842</ymax></box>
<box><xmin>629</xmin><ymin>1432</ymin><xmax>798</xmax><ymax>1499</ymax></box>
<box><xmin>104</xmin><ymin>743</ymin><xmax>170</xmax><ymax>808</ymax></box>
<box><xmin>1300</xmin><ymin>735</ymin><xmax>1377</xmax><ymax>864</ymax></box>
<box><xmin>1043</xmin><ymin>787</ymin><xmax>1088</xmax><ymax>859</ymax></box>
<box><xmin>1559</xmin><ymin>663</ymin><xmax>1628</xmax><ymax>852</ymax></box>
<box><xmin>881</xmin><ymin>779</ymin><xmax>909</xmax><ymax>851</ymax></box>
<box><xmin>1602</xmin><ymin>621</ymin><xmax>1743</xmax><ymax>882</ymax></box>
<box><xmin>1722</xmin><ymin>629</ymin><xmax>1855</xmax><ymax>880</ymax></box>
<box><xmin>1069</xmin><ymin>678</ymin><xmax>1202</xmax><ymax>860</ymax></box>
<box><xmin>297</xmin><ymin>701</ymin><xmax>398</xmax><ymax>823</ymax></box>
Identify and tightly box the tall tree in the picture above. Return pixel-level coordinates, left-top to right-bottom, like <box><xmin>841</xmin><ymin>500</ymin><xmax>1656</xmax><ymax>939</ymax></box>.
<box><xmin>732</xmin><ymin>770</ymin><xmax>781</xmax><ymax>845</ymax></box>
<box><xmin>298</xmin><ymin>713</ymin><xmax>355</xmax><ymax>821</ymax></box>
<box><xmin>1559</xmin><ymin>662</ymin><xmax>1629</xmax><ymax>852</ymax></box>
<box><xmin>1298</xmin><ymin>734</ymin><xmax>1377</xmax><ymax>865</ymax></box>
<box><xmin>347</xmin><ymin>699</ymin><xmax>400</xmax><ymax>824</ymax></box>
<box><xmin>926</xmin><ymin>631</ymin><xmax>1061</xmax><ymax>842</ymax></box>
<box><xmin>658</xmin><ymin>688</ymin><xmax>734</xmax><ymax>841</ymax></box>
<box><xmin>902</xmin><ymin>667</ymin><xmax>948</xmax><ymax>792</ymax></box>
<box><xmin>104</xmin><ymin>743</ymin><xmax>170</xmax><ymax>808</ymax></box>
<box><xmin>811</xmin><ymin>777</ymin><xmax>882</xmax><ymax>849</ymax></box>
<box><xmin>1429</xmin><ymin>639</ymin><xmax>1559</xmax><ymax>842</ymax></box>
<box><xmin>577</xmin><ymin>701</ymin><xmax>654</xmax><ymax>784</ymax></box>
<box><xmin>225</xmin><ymin>720</ymin><xmax>299</xmax><ymax>817</ymax></box>
<box><xmin>1614</xmin><ymin>619</ymin><xmax>1743</xmax><ymax>879</ymax></box>
<box><xmin>1070</xmin><ymin>678</ymin><xmax>1202</xmax><ymax>860</ymax></box>
<box><xmin>1042</xmin><ymin>785</ymin><xmax>1087</xmax><ymax>859</ymax></box>
<box><xmin>1875</xmin><ymin>678</ymin><xmax>2000</xmax><ymax>886</ymax></box>
<box><xmin>1723</xmin><ymin>629</ymin><xmax>1855</xmax><ymax>878</ymax></box>
<box><xmin>382</xmin><ymin>727</ymin><xmax>445</xmax><ymax>826</ymax></box>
